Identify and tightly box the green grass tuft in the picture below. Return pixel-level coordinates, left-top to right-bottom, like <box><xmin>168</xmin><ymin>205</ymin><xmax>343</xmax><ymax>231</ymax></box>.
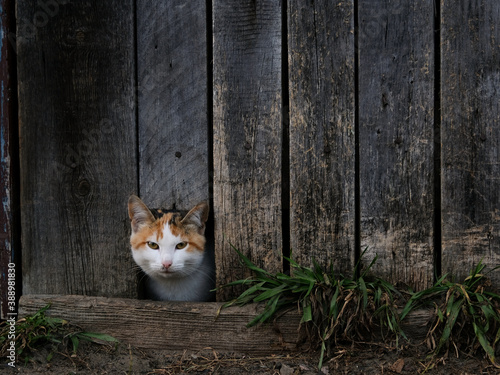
<box><xmin>0</xmin><ymin>304</ymin><xmax>118</xmax><ymax>364</ymax></box>
<box><xmin>220</xmin><ymin>246</ymin><xmax>500</xmax><ymax>370</ymax></box>
<box><xmin>219</xmin><ymin>246</ymin><xmax>405</xmax><ymax>370</ymax></box>
<box><xmin>402</xmin><ymin>260</ymin><xmax>500</xmax><ymax>368</ymax></box>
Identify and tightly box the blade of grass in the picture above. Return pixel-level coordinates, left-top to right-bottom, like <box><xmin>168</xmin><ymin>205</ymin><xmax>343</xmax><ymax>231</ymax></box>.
<box><xmin>473</xmin><ymin>321</ymin><xmax>497</xmax><ymax>366</ymax></box>
<box><xmin>301</xmin><ymin>303</ymin><xmax>312</xmax><ymax>323</ymax></box>
<box><xmin>247</xmin><ymin>295</ymin><xmax>281</xmax><ymax>327</ymax></box>
<box><xmin>70</xmin><ymin>335</ymin><xmax>79</xmax><ymax>355</ymax></box>
<box><xmin>436</xmin><ymin>299</ymin><xmax>462</xmax><ymax>354</ymax></box>
<box><xmin>77</xmin><ymin>332</ymin><xmax>119</xmax><ymax>344</ymax></box>
<box><xmin>360</xmin><ymin>254</ymin><xmax>379</xmax><ymax>279</ymax></box>
<box><xmin>253</xmin><ymin>284</ymin><xmax>287</xmax><ymax>302</ymax></box>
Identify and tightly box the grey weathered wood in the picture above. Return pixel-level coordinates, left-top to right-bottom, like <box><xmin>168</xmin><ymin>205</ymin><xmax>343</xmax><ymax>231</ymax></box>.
<box><xmin>213</xmin><ymin>0</ymin><xmax>283</xmax><ymax>300</ymax></box>
<box><xmin>0</xmin><ymin>0</ymin><xmax>18</xmax><ymax>319</ymax></box>
<box><xmin>19</xmin><ymin>295</ymin><xmax>302</xmax><ymax>353</ymax></box>
<box><xmin>14</xmin><ymin>0</ymin><xmax>500</xmax><ymax>309</ymax></box>
<box><xmin>288</xmin><ymin>0</ymin><xmax>355</xmax><ymax>272</ymax></box>
<box><xmin>19</xmin><ymin>294</ymin><xmax>433</xmax><ymax>350</ymax></box>
<box><xmin>137</xmin><ymin>0</ymin><xmax>209</xmax><ymax>210</ymax></box>
<box><xmin>358</xmin><ymin>0</ymin><xmax>435</xmax><ymax>289</ymax></box>
<box><xmin>17</xmin><ymin>0</ymin><xmax>137</xmax><ymax>297</ymax></box>
<box><xmin>441</xmin><ymin>1</ymin><xmax>500</xmax><ymax>282</ymax></box>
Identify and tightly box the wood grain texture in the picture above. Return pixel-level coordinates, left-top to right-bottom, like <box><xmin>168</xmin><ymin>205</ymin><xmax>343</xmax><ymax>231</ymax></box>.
<box><xmin>288</xmin><ymin>0</ymin><xmax>355</xmax><ymax>272</ymax></box>
<box><xmin>358</xmin><ymin>0</ymin><xmax>435</xmax><ymax>289</ymax></box>
<box><xmin>213</xmin><ymin>0</ymin><xmax>283</xmax><ymax>300</ymax></box>
<box><xmin>17</xmin><ymin>0</ymin><xmax>137</xmax><ymax>297</ymax></box>
<box><xmin>0</xmin><ymin>0</ymin><xmax>18</xmax><ymax>319</ymax></box>
<box><xmin>137</xmin><ymin>0</ymin><xmax>209</xmax><ymax>210</ymax></box>
<box><xmin>19</xmin><ymin>294</ymin><xmax>433</xmax><ymax>349</ymax></box>
<box><xmin>441</xmin><ymin>1</ymin><xmax>500</xmax><ymax>282</ymax></box>
<box><xmin>19</xmin><ymin>295</ymin><xmax>302</xmax><ymax>353</ymax></box>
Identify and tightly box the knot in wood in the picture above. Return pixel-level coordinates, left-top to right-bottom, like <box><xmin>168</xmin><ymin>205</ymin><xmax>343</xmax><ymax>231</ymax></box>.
<box><xmin>77</xmin><ymin>179</ymin><xmax>91</xmax><ymax>196</ymax></box>
<box><xmin>76</xmin><ymin>30</ymin><xmax>85</xmax><ymax>44</ymax></box>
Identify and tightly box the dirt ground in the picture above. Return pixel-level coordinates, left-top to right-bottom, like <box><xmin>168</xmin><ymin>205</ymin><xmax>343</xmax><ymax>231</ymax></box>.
<box><xmin>2</xmin><ymin>339</ymin><xmax>497</xmax><ymax>375</ymax></box>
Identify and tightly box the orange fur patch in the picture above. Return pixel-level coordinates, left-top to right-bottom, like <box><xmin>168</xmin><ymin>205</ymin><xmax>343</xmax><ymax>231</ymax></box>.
<box><xmin>187</xmin><ymin>234</ymin><xmax>206</xmax><ymax>252</ymax></box>
<box><xmin>155</xmin><ymin>213</ymin><xmax>182</xmax><ymax>240</ymax></box>
<box><xmin>130</xmin><ymin>226</ymin><xmax>154</xmax><ymax>249</ymax></box>
<box><xmin>130</xmin><ymin>214</ymin><xmax>205</xmax><ymax>253</ymax></box>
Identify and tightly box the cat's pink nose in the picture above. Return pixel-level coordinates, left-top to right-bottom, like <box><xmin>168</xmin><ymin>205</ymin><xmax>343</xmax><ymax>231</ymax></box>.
<box><xmin>162</xmin><ymin>261</ymin><xmax>172</xmax><ymax>269</ymax></box>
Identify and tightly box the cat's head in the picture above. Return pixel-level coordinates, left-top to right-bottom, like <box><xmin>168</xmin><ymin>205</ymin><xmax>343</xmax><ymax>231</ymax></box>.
<box><xmin>128</xmin><ymin>195</ymin><xmax>209</xmax><ymax>280</ymax></box>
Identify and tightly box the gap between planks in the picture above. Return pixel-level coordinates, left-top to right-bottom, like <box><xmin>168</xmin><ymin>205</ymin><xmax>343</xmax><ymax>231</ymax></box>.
<box><xmin>19</xmin><ymin>295</ymin><xmax>433</xmax><ymax>354</ymax></box>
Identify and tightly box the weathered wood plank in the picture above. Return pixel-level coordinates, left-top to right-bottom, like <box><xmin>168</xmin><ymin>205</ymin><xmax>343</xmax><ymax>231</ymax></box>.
<box><xmin>213</xmin><ymin>0</ymin><xmax>283</xmax><ymax>300</ymax></box>
<box><xmin>17</xmin><ymin>0</ymin><xmax>137</xmax><ymax>297</ymax></box>
<box><xmin>137</xmin><ymin>0</ymin><xmax>209</xmax><ymax>210</ymax></box>
<box><xmin>441</xmin><ymin>1</ymin><xmax>500</xmax><ymax>282</ymax></box>
<box><xmin>288</xmin><ymin>0</ymin><xmax>355</xmax><ymax>272</ymax></box>
<box><xmin>0</xmin><ymin>0</ymin><xmax>18</xmax><ymax>319</ymax></box>
<box><xmin>19</xmin><ymin>295</ymin><xmax>302</xmax><ymax>353</ymax></box>
<box><xmin>19</xmin><ymin>295</ymin><xmax>433</xmax><ymax>350</ymax></box>
<box><xmin>358</xmin><ymin>0</ymin><xmax>435</xmax><ymax>289</ymax></box>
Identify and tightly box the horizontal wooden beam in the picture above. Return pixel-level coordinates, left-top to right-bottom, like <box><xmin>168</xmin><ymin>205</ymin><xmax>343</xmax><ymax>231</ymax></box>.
<box><xmin>19</xmin><ymin>295</ymin><xmax>433</xmax><ymax>354</ymax></box>
<box><xmin>19</xmin><ymin>295</ymin><xmax>301</xmax><ymax>354</ymax></box>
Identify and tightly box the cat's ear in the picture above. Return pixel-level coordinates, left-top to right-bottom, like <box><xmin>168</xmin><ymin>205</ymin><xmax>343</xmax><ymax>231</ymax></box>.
<box><xmin>128</xmin><ymin>195</ymin><xmax>155</xmax><ymax>233</ymax></box>
<box><xmin>182</xmin><ymin>202</ymin><xmax>209</xmax><ymax>234</ymax></box>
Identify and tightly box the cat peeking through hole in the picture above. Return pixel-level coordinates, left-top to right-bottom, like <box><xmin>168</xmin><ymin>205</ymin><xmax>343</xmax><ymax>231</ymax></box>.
<box><xmin>128</xmin><ymin>195</ymin><xmax>214</xmax><ymax>302</ymax></box>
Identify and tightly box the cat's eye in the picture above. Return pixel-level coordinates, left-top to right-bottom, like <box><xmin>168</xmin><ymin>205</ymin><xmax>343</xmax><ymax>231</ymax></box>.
<box><xmin>175</xmin><ymin>242</ymin><xmax>188</xmax><ymax>250</ymax></box>
<box><xmin>147</xmin><ymin>241</ymin><xmax>159</xmax><ymax>250</ymax></box>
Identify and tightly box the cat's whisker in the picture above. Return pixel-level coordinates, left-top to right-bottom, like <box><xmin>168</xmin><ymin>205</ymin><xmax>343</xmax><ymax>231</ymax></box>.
<box><xmin>137</xmin><ymin>272</ymin><xmax>150</xmax><ymax>284</ymax></box>
<box><xmin>177</xmin><ymin>267</ymin><xmax>215</xmax><ymax>282</ymax></box>
<box><xmin>129</xmin><ymin>264</ymin><xmax>142</xmax><ymax>272</ymax></box>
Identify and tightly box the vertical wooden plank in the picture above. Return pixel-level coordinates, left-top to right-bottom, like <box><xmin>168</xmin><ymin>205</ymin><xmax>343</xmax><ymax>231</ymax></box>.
<box><xmin>358</xmin><ymin>0</ymin><xmax>435</xmax><ymax>289</ymax></box>
<box><xmin>17</xmin><ymin>0</ymin><xmax>137</xmax><ymax>297</ymax></box>
<box><xmin>213</xmin><ymin>0</ymin><xmax>282</xmax><ymax>300</ymax></box>
<box><xmin>441</xmin><ymin>1</ymin><xmax>500</xmax><ymax>282</ymax></box>
<box><xmin>137</xmin><ymin>1</ymin><xmax>208</xmax><ymax>210</ymax></box>
<box><xmin>288</xmin><ymin>1</ymin><xmax>355</xmax><ymax>271</ymax></box>
<box><xmin>1</xmin><ymin>0</ymin><xmax>18</xmax><ymax>319</ymax></box>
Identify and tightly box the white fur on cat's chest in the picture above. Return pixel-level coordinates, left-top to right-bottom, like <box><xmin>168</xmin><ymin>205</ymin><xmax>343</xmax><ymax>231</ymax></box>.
<box><xmin>144</xmin><ymin>256</ymin><xmax>214</xmax><ymax>302</ymax></box>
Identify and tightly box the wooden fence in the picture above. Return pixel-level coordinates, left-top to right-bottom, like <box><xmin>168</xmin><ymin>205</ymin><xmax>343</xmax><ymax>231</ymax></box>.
<box><xmin>2</xmin><ymin>0</ymin><xmax>499</xmax><ymax>315</ymax></box>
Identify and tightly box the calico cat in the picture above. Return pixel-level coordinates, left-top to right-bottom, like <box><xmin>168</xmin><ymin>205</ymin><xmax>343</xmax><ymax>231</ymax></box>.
<box><xmin>128</xmin><ymin>195</ymin><xmax>214</xmax><ymax>302</ymax></box>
